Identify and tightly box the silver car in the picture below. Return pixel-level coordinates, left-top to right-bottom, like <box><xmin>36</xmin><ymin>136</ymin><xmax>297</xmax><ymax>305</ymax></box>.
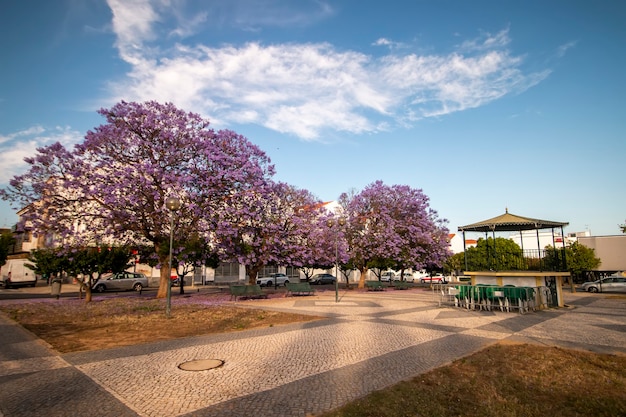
<box><xmin>92</xmin><ymin>272</ymin><xmax>149</xmax><ymax>293</ymax></box>
<box><xmin>310</xmin><ymin>273</ymin><xmax>336</xmax><ymax>285</ymax></box>
<box><xmin>581</xmin><ymin>276</ymin><xmax>626</xmax><ymax>293</ymax></box>
<box><xmin>257</xmin><ymin>273</ymin><xmax>290</xmax><ymax>287</ymax></box>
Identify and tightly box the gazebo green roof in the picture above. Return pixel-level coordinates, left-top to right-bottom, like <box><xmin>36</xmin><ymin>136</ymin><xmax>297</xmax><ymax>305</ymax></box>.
<box><xmin>458</xmin><ymin>209</ymin><xmax>569</xmax><ymax>233</ymax></box>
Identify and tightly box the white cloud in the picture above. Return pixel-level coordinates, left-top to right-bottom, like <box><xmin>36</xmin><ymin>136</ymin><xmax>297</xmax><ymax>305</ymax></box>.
<box><xmin>458</xmin><ymin>28</ymin><xmax>511</xmax><ymax>52</ymax></box>
<box><xmin>0</xmin><ymin>126</ymin><xmax>83</xmax><ymax>184</ymax></box>
<box><xmin>372</xmin><ymin>37</ymin><xmax>406</xmax><ymax>50</ymax></box>
<box><xmin>557</xmin><ymin>41</ymin><xmax>577</xmax><ymax>57</ymax></box>
<box><xmin>104</xmin><ymin>3</ymin><xmax>550</xmax><ymax>140</ymax></box>
<box><xmin>107</xmin><ymin>0</ymin><xmax>161</xmax><ymax>63</ymax></box>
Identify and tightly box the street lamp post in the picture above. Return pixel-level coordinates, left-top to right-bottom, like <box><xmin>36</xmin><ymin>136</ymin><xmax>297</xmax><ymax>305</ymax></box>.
<box><xmin>165</xmin><ymin>196</ymin><xmax>181</xmax><ymax>318</ymax></box>
<box><xmin>327</xmin><ymin>217</ymin><xmax>346</xmax><ymax>303</ymax></box>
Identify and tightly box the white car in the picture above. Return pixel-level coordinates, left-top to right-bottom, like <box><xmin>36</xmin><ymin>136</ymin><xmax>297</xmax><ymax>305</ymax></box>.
<box><xmin>420</xmin><ymin>274</ymin><xmax>447</xmax><ymax>284</ymax></box>
<box><xmin>257</xmin><ymin>273</ymin><xmax>290</xmax><ymax>287</ymax></box>
<box><xmin>396</xmin><ymin>272</ymin><xmax>415</xmax><ymax>282</ymax></box>
<box><xmin>380</xmin><ymin>271</ymin><xmax>396</xmax><ymax>282</ymax></box>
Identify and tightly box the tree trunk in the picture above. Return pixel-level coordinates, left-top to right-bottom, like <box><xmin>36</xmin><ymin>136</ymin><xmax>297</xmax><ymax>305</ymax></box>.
<box><xmin>358</xmin><ymin>266</ymin><xmax>368</xmax><ymax>289</ymax></box>
<box><xmin>341</xmin><ymin>269</ymin><xmax>351</xmax><ymax>289</ymax></box>
<box><xmin>84</xmin><ymin>273</ymin><xmax>98</xmax><ymax>303</ymax></box>
<box><xmin>156</xmin><ymin>252</ymin><xmax>171</xmax><ymax>299</ymax></box>
<box><xmin>246</xmin><ymin>265</ymin><xmax>261</xmax><ymax>285</ymax></box>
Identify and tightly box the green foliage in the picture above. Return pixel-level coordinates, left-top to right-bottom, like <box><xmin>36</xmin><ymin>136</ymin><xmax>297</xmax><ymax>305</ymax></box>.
<box><xmin>464</xmin><ymin>237</ymin><xmax>524</xmax><ymax>271</ymax></box>
<box><xmin>545</xmin><ymin>242</ymin><xmax>600</xmax><ymax>278</ymax></box>
<box><xmin>27</xmin><ymin>248</ymin><xmax>68</xmax><ymax>278</ymax></box>
<box><xmin>0</xmin><ymin>231</ymin><xmax>14</xmax><ymax>267</ymax></box>
<box><xmin>367</xmin><ymin>256</ymin><xmax>396</xmax><ymax>274</ymax></box>
<box><xmin>444</xmin><ymin>252</ymin><xmax>464</xmax><ymax>274</ymax></box>
<box><xmin>139</xmin><ymin>234</ymin><xmax>220</xmax><ymax>273</ymax></box>
<box><xmin>27</xmin><ymin>245</ymin><xmax>134</xmax><ymax>285</ymax></box>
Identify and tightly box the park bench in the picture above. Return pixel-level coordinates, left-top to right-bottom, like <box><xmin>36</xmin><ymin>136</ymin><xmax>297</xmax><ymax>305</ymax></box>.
<box><xmin>392</xmin><ymin>281</ymin><xmax>411</xmax><ymax>290</ymax></box>
<box><xmin>365</xmin><ymin>280</ymin><xmax>385</xmax><ymax>291</ymax></box>
<box><xmin>229</xmin><ymin>284</ymin><xmax>268</xmax><ymax>300</ymax></box>
<box><xmin>285</xmin><ymin>282</ymin><xmax>315</xmax><ymax>296</ymax></box>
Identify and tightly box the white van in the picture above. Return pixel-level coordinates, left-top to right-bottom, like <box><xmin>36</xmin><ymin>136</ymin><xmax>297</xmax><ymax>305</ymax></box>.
<box><xmin>0</xmin><ymin>258</ymin><xmax>37</xmax><ymax>288</ymax></box>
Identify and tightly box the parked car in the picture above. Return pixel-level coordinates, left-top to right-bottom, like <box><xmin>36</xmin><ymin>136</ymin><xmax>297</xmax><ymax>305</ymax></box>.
<box><xmin>581</xmin><ymin>276</ymin><xmax>626</xmax><ymax>293</ymax></box>
<box><xmin>92</xmin><ymin>272</ymin><xmax>149</xmax><ymax>293</ymax></box>
<box><xmin>380</xmin><ymin>271</ymin><xmax>397</xmax><ymax>282</ymax></box>
<box><xmin>397</xmin><ymin>272</ymin><xmax>415</xmax><ymax>282</ymax></box>
<box><xmin>310</xmin><ymin>273</ymin><xmax>336</xmax><ymax>285</ymax></box>
<box><xmin>257</xmin><ymin>273</ymin><xmax>290</xmax><ymax>287</ymax></box>
<box><xmin>0</xmin><ymin>259</ymin><xmax>37</xmax><ymax>288</ymax></box>
<box><xmin>420</xmin><ymin>274</ymin><xmax>447</xmax><ymax>284</ymax></box>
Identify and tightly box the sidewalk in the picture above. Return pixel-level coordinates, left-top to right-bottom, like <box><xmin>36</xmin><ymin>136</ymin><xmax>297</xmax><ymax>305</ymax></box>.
<box><xmin>1</xmin><ymin>290</ymin><xmax>625</xmax><ymax>417</ymax></box>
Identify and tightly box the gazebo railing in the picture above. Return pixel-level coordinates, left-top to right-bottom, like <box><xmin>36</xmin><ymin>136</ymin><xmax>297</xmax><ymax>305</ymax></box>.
<box><xmin>463</xmin><ymin>248</ymin><xmax>568</xmax><ymax>272</ymax></box>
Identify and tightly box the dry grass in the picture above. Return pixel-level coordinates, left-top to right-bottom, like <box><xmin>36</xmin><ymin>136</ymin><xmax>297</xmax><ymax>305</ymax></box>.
<box><xmin>2</xmin><ymin>293</ymin><xmax>625</xmax><ymax>416</ymax></box>
<box><xmin>318</xmin><ymin>342</ymin><xmax>626</xmax><ymax>417</ymax></box>
<box><xmin>0</xmin><ymin>293</ymin><xmax>319</xmax><ymax>353</ymax></box>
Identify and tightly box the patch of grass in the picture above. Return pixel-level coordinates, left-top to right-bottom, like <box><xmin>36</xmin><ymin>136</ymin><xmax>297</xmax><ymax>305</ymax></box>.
<box><xmin>0</xmin><ymin>295</ymin><xmax>319</xmax><ymax>353</ymax></box>
<box><xmin>318</xmin><ymin>343</ymin><xmax>626</xmax><ymax>417</ymax></box>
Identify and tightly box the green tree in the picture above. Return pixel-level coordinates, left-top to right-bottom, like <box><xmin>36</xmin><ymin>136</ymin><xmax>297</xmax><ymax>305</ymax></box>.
<box><xmin>0</xmin><ymin>231</ymin><xmax>15</xmax><ymax>267</ymax></box>
<box><xmin>27</xmin><ymin>248</ymin><xmax>68</xmax><ymax>282</ymax></box>
<box><xmin>463</xmin><ymin>237</ymin><xmax>524</xmax><ymax>271</ymax></box>
<box><xmin>620</xmin><ymin>221</ymin><xmax>626</xmax><ymax>233</ymax></box>
<box><xmin>444</xmin><ymin>252</ymin><xmax>464</xmax><ymax>275</ymax></box>
<box><xmin>65</xmin><ymin>246</ymin><xmax>135</xmax><ymax>302</ymax></box>
<box><xmin>545</xmin><ymin>242</ymin><xmax>600</xmax><ymax>282</ymax></box>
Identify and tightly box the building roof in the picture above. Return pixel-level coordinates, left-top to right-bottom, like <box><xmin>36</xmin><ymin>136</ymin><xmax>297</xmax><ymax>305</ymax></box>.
<box><xmin>458</xmin><ymin>209</ymin><xmax>569</xmax><ymax>232</ymax></box>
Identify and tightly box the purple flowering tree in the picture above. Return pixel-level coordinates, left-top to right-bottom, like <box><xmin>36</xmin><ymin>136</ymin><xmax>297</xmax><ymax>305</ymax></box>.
<box><xmin>298</xmin><ymin>212</ymin><xmax>349</xmax><ymax>281</ymax></box>
<box><xmin>1</xmin><ymin>101</ymin><xmax>274</xmax><ymax>298</ymax></box>
<box><xmin>215</xmin><ymin>181</ymin><xmax>322</xmax><ymax>284</ymax></box>
<box><xmin>340</xmin><ymin>181</ymin><xmax>450</xmax><ymax>288</ymax></box>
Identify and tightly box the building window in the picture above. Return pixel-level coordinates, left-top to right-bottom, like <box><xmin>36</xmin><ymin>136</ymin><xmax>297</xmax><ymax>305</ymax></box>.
<box><xmin>259</xmin><ymin>265</ymin><xmax>278</xmax><ymax>277</ymax></box>
<box><xmin>285</xmin><ymin>266</ymin><xmax>300</xmax><ymax>278</ymax></box>
<box><xmin>214</xmin><ymin>262</ymin><xmax>240</xmax><ymax>282</ymax></box>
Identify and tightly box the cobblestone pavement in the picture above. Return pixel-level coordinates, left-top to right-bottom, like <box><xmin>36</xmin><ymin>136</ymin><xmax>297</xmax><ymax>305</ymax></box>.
<box><xmin>1</xmin><ymin>289</ymin><xmax>625</xmax><ymax>417</ymax></box>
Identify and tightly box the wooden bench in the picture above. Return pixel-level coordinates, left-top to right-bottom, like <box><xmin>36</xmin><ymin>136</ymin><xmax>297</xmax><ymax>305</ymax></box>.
<box><xmin>229</xmin><ymin>284</ymin><xmax>268</xmax><ymax>300</ymax></box>
<box><xmin>392</xmin><ymin>281</ymin><xmax>411</xmax><ymax>290</ymax></box>
<box><xmin>365</xmin><ymin>280</ymin><xmax>385</xmax><ymax>291</ymax></box>
<box><xmin>286</xmin><ymin>282</ymin><xmax>315</xmax><ymax>296</ymax></box>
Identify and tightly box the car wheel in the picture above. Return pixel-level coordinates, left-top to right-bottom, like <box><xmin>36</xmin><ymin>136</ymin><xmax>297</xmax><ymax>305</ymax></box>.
<box><xmin>94</xmin><ymin>284</ymin><xmax>106</xmax><ymax>293</ymax></box>
<box><xmin>421</xmin><ymin>279</ymin><xmax>426</xmax><ymax>284</ymax></box>
<box><xmin>588</xmin><ymin>287</ymin><xmax>599</xmax><ymax>293</ymax></box>
<box><xmin>133</xmin><ymin>283</ymin><xmax>143</xmax><ymax>291</ymax></box>
<box><xmin>283</xmin><ymin>280</ymin><xmax>289</xmax><ymax>286</ymax></box>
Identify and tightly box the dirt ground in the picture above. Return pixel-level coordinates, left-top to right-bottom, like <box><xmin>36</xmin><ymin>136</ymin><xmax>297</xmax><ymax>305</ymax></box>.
<box><xmin>0</xmin><ymin>292</ymin><xmax>319</xmax><ymax>353</ymax></box>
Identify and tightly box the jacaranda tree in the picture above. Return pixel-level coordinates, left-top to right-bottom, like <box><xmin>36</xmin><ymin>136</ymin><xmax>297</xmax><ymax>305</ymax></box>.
<box><xmin>340</xmin><ymin>181</ymin><xmax>450</xmax><ymax>288</ymax></box>
<box><xmin>298</xmin><ymin>212</ymin><xmax>349</xmax><ymax>282</ymax></box>
<box><xmin>0</xmin><ymin>101</ymin><xmax>274</xmax><ymax>298</ymax></box>
<box><xmin>215</xmin><ymin>181</ymin><xmax>323</xmax><ymax>284</ymax></box>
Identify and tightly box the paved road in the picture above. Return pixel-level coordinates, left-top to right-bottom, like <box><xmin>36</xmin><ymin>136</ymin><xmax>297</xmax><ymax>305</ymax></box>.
<box><xmin>1</xmin><ymin>288</ymin><xmax>625</xmax><ymax>417</ymax></box>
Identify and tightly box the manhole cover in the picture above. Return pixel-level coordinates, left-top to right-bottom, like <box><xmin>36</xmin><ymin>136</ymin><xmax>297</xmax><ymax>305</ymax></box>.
<box><xmin>178</xmin><ymin>359</ymin><xmax>224</xmax><ymax>371</ymax></box>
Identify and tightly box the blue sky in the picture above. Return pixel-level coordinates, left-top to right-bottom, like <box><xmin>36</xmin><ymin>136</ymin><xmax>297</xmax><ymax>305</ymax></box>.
<box><xmin>1</xmin><ymin>0</ymin><xmax>624</xmax><ymax>237</ymax></box>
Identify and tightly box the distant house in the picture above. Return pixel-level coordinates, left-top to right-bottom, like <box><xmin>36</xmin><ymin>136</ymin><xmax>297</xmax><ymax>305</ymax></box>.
<box><xmin>578</xmin><ymin>235</ymin><xmax>626</xmax><ymax>274</ymax></box>
<box><xmin>448</xmin><ymin>233</ymin><xmax>477</xmax><ymax>254</ymax></box>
